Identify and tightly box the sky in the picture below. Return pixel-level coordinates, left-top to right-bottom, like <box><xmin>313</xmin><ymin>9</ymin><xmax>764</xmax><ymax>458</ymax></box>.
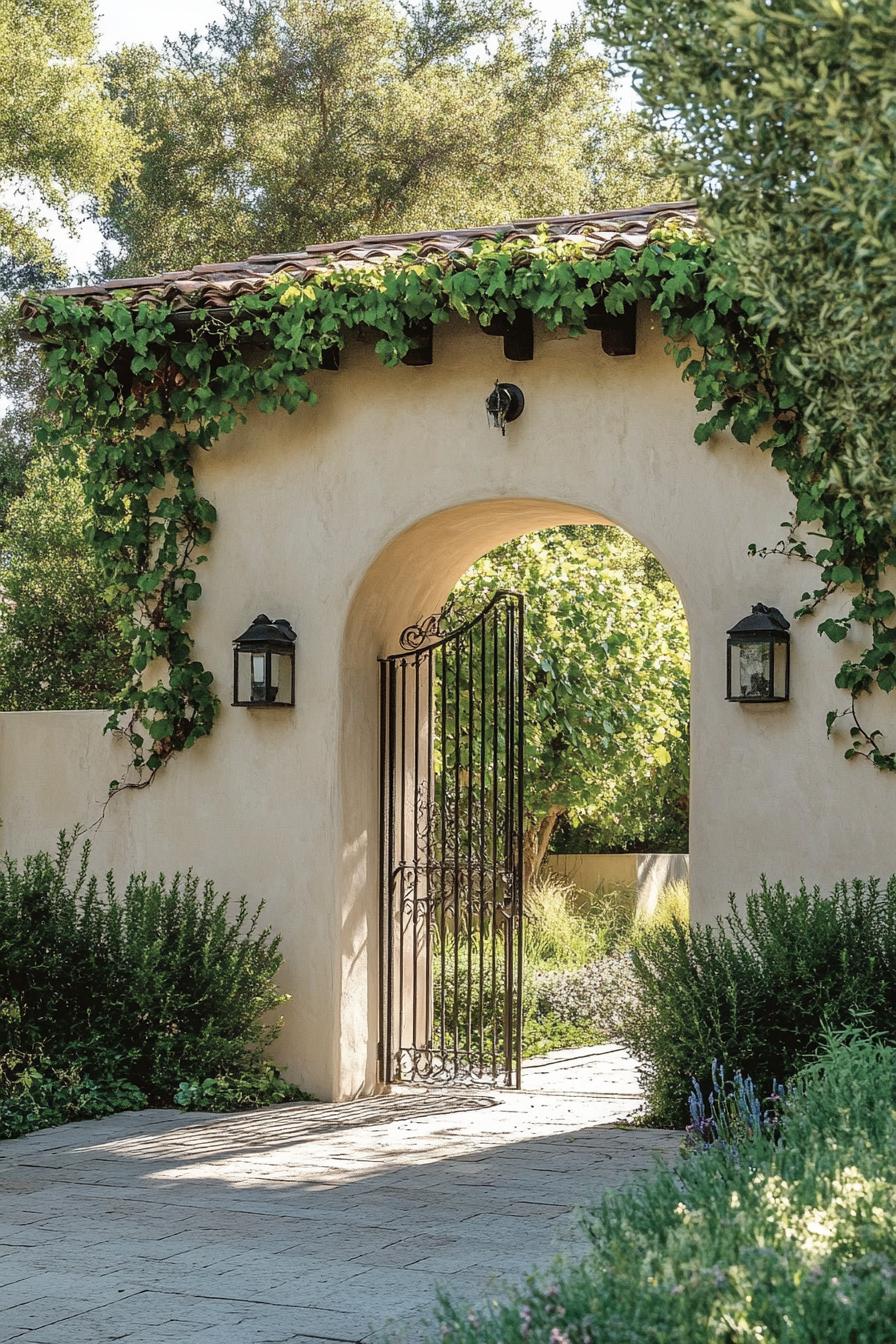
<box><xmin>96</xmin><ymin>0</ymin><xmax>581</xmax><ymax>48</ymax></box>
<box><xmin>96</xmin><ymin>0</ymin><xmax>226</xmax><ymax>49</ymax></box>
<box><xmin>53</xmin><ymin>0</ymin><xmax>596</xmax><ymax>273</ymax></box>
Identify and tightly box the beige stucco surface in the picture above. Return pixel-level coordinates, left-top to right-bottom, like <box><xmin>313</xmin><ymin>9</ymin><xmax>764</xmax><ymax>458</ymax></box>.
<box><xmin>2</xmin><ymin>309</ymin><xmax>895</xmax><ymax>1099</ymax></box>
<box><xmin>545</xmin><ymin>852</ymin><xmax>690</xmax><ymax>917</ymax></box>
<box><xmin>546</xmin><ymin>852</ymin><xmax>640</xmax><ymax>892</ymax></box>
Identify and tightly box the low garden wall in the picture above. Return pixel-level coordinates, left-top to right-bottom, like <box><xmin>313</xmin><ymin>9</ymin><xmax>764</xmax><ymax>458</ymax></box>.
<box><xmin>545</xmin><ymin>852</ymin><xmax>690</xmax><ymax>917</ymax></box>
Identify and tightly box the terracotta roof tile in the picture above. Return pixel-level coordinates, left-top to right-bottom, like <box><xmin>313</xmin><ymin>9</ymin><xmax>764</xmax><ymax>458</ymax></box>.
<box><xmin>27</xmin><ymin>201</ymin><xmax>698</xmax><ymax>319</ymax></box>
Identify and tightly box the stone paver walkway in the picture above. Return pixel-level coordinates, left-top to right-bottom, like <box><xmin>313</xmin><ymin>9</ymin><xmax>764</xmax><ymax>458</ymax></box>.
<box><xmin>0</xmin><ymin>1045</ymin><xmax>678</xmax><ymax>1344</ymax></box>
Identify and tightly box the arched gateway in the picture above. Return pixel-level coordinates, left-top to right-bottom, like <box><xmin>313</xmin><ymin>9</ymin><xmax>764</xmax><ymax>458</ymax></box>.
<box><xmin>4</xmin><ymin>203</ymin><xmax>895</xmax><ymax>1101</ymax></box>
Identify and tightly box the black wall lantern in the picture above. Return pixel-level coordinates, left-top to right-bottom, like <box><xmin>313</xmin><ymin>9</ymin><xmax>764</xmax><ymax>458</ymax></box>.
<box><xmin>726</xmin><ymin>604</ymin><xmax>791</xmax><ymax>703</ymax></box>
<box><xmin>233</xmin><ymin>614</ymin><xmax>297</xmax><ymax>707</ymax></box>
<box><xmin>485</xmin><ymin>381</ymin><xmax>525</xmax><ymax>434</ymax></box>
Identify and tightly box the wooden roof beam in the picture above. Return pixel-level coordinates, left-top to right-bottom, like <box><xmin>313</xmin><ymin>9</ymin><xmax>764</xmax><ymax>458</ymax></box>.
<box><xmin>584</xmin><ymin>302</ymin><xmax>637</xmax><ymax>356</ymax></box>
<box><xmin>482</xmin><ymin>309</ymin><xmax>534</xmax><ymax>361</ymax></box>
<box><xmin>400</xmin><ymin>320</ymin><xmax>433</xmax><ymax>366</ymax></box>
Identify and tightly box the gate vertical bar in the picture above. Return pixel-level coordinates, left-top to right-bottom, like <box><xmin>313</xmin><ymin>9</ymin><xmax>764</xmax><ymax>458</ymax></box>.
<box><xmin>490</xmin><ymin>604</ymin><xmax>500</xmax><ymax>1080</ymax></box>
<box><xmin>411</xmin><ymin>653</ymin><xmax>421</xmax><ymax>1066</ymax></box>
<box><xmin>477</xmin><ymin>608</ymin><xmax>487</xmax><ymax>1074</ymax></box>
<box><xmin>397</xmin><ymin>658</ymin><xmax>407</xmax><ymax>1075</ymax></box>
<box><xmin>425</xmin><ymin>650</ymin><xmax>434</xmax><ymax>1063</ymax></box>
<box><xmin>452</xmin><ymin>632</ymin><xmax>461</xmax><ymax>1073</ymax></box>
<box><xmin>438</xmin><ymin>641</ymin><xmax>448</xmax><ymax>1072</ymax></box>
<box><xmin>465</xmin><ymin>628</ymin><xmax>475</xmax><ymax>1066</ymax></box>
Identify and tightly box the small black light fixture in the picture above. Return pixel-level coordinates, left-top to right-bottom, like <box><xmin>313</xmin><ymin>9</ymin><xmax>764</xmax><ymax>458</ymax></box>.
<box><xmin>485</xmin><ymin>381</ymin><xmax>525</xmax><ymax>435</ymax></box>
<box><xmin>233</xmin><ymin>614</ymin><xmax>297</xmax><ymax>708</ymax></box>
<box><xmin>726</xmin><ymin>604</ymin><xmax>791</xmax><ymax>703</ymax></box>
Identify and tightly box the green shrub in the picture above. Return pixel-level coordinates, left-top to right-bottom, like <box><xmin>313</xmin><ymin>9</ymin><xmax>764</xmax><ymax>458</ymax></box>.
<box><xmin>620</xmin><ymin>875</ymin><xmax>896</xmax><ymax>1126</ymax></box>
<box><xmin>174</xmin><ymin>1061</ymin><xmax>306</xmax><ymax>1112</ymax></box>
<box><xmin>0</xmin><ymin>835</ymin><xmax>291</xmax><ymax>1134</ymax></box>
<box><xmin>0</xmin><ymin>1050</ymin><xmax>146</xmax><ymax>1140</ymax></box>
<box><xmin>521</xmin><ymin>1011</ymin><xmax>599</xmax><ymax>1058</ymax></box>
<box><xmin>531</xmin><ymin>952</ymin><xmax>640</xmax><ymax>1043</ymax></box>
<box><xmin>550</xmin><ymin>812</ymin><xmax>687</xmax><ymax>855</ymax></box>
<box><xmin>427</xmin><ymin>1029</ymin><xmax>896</xmax><ymax>1344</ymax></box>
<box><xmin>631</xmin><ymin>879</ymin><xmax>689</xmax><ymax>941</ymax></box>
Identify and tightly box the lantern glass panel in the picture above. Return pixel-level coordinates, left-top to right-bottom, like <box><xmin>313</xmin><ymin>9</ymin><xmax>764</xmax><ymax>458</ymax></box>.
<box><xmin>737</xmin><ymin>640</ymin><xmax>772</xmax><ymax>700</ymax></box>
<box><xmin>251</xmin><ymin>652</ymin><xmax>267</xmax><ymax>702</ymax></box>
<box><xmin>235</xmin><ymin>648</ymin><xmax>292</xmax><ymax>704</ymax></box>
<box><xmin>270</xmin><ymin>651</ymin><xmax>291</xmax><ymax>704</ymax></box>
<box><xmin>772</xmin><ymin>640</ymin><xmax>788</xmax><ymax>699</ymax></box>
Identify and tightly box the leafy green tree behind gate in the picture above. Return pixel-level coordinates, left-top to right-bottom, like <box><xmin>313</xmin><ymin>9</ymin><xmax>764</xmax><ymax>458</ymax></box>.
<box><xmin>448</xmin><ymin>526</ymin><xmax>690</xmax><ymax>878</ymax></box>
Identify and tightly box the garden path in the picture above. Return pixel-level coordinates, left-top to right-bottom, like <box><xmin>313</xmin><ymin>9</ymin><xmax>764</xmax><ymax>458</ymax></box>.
<box><xmin>0</xmin><ymin>1045</ymin><xmax>678</xmax><ymax>1344</ymax></box>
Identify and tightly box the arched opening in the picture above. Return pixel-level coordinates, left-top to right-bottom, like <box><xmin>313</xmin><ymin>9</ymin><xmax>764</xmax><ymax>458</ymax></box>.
<box><xmin>437</xmin><ymin>522</ymin><xmax>689</xmax><ymax>1085</ymax></box>
<box><xmin>337</xmin><ymin>497</ymin><xmax>693</xmax><ymax>1098</ymax></box>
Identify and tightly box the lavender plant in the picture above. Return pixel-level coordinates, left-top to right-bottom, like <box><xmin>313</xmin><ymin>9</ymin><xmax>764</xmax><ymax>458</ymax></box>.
<box><xmin>686</xmin><ymin>1059</ymin><xmax>784</xmax><ymax>1154</ymax></box>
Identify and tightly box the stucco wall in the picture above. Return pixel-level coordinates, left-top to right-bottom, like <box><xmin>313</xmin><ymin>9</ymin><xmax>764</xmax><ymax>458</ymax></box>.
<box><xmin>545</xmin><ymin>853</ymin><xmax>639</xmax><ymax>893</ymax></box>
<box><xmin>2</xmin><ymin>307</ymin><xmax>895</xmax><ymax>1099</ymax></box>
<box><xmin>545</xmin><ymin>852</ymin><xmax>690</xmax><ymax>917</ymax></box>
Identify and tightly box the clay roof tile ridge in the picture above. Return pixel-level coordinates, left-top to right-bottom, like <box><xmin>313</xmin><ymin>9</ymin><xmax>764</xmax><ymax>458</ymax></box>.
<box><xmin>33</xmin><ymin>201</ymin><xmax>699</xmax><ymax>312</ymax></box>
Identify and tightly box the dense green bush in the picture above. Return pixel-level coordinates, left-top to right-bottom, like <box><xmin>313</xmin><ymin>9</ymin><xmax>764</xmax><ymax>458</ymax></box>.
<box><xmin>0</xmin><ymin>836</ymin><xmax>297</xmax><ymax>1137</ymax></box>
<box><xmin>0</xmin><ymin>1051</ymin><xmax>147</xmax><ymax>1140</ymax></box>
<box><xmin>173</xmin><ymin>1062</ymin><xmax>298</xmax><ymax>1112</ymax></box>
<box><xmin>550</xmin><ymin>812</ymin><xmax>687</xmax><ymax>856</ymax></box>
<box><xmin>428</xmin><ymin>1030</ymin><xmax>896</xmax><ymax>1343</ymax></box>
<box><xmin>620</xmin><ymin>876</ymin><xmax>896</xmax><ymax>1126</ymax></box>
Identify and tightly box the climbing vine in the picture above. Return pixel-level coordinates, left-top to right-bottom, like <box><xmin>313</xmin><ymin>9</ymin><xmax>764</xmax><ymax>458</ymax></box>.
<box><xmin>23</xmin><ymin>221</ymin><xmax>896</xmax><ymax>787</ymax></box>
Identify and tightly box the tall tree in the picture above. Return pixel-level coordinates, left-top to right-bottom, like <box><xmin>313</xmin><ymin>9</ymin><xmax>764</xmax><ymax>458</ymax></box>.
<box><xmin>449</xmin><ymin>526</ymin><xmax>690</xmax><ymax>880</ymax></box>
<box><xmin>589</xmin><ymin>0</ymin><xmax>896</xmax><ymax>532</ymax></box>
<box><xmin>98</xmin><ymin>0</ymin><xmax>673</xmax><ymax>274</ymax></box>
<box><xmin>0</xmin><ymin>0</ymin><xmax>135</xmax><ymax>265</ymax></box>
<box><xmin>0</xmin><ymin>0</ymin><xmax>136</xmax><ymax>524</ymax></box>
<box><xmin>0</xmin><ymin>257</ymin><xmax>56</xmax><ymax>528</ymax></box>
<box><xmin>0</xmin><ymin>1</ymin><xmax>136</xmax><ymax>706</ymax></box>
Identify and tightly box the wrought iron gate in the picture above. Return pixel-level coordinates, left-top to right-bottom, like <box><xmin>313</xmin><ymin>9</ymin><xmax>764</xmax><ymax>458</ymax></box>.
<box><xmin>379</xmin><ymin>591</ymin><xmax>525</xmax><ymax>1087</ymax></box>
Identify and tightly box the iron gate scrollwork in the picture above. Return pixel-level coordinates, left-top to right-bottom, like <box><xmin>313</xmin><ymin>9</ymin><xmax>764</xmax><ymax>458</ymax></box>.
<box><xmin>378</xmin><ymin>591</ymin><xmax>525</xmax><ymax>1087</ymax></box>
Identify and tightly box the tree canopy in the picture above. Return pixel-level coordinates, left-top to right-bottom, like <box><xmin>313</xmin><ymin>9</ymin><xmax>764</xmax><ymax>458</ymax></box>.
<box><xmin>590</xmin><ymin>0</ymin><xmax>896</xmax><ymax>764</ymax></box>
<box><xmin>449</xmin><ymin>525</ymin><xmax>690</xmax><ymax>876</ymax></box>
<box><xmin>0</xmin><ymin>0</ymin><xmax>134</xmax><ymax>525</ymax></box>
<box><xmin>99</xmin><ymin>0</ymin><xmax>672</xmax><ymax>274</ymax></box>
<box><xmin>0</xmin><ymin>0</ymin><xmax>134</xmax><ymax>267</ymax></box>
<box><xmin>590</xmin><ymin>0</ymin><xmax>896</xmax><ymax>533</ymax></box>
<box><xmin>0</xmin><ymin>256</ymin><xmax>57</xmax><ymax>527</ymax></box>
